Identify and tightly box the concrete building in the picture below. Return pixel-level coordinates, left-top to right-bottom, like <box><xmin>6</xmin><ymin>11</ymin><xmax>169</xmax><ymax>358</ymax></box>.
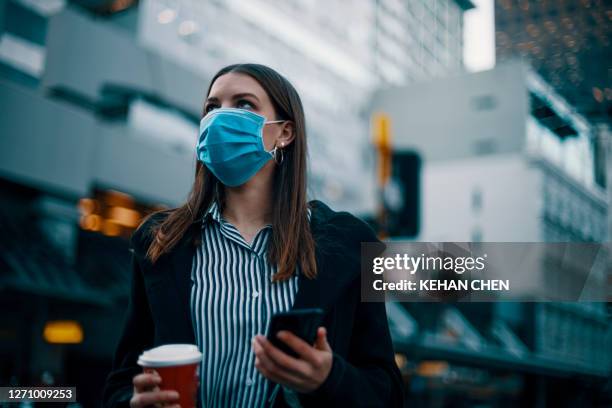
<box><xmin>371</xmin><ymin>60</ymin><xmax>605</xmax><ymax>243</ymax></box>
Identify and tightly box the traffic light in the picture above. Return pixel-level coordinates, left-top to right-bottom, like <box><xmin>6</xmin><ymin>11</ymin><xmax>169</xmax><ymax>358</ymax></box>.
<box><xmin>372</xmin><ymin>113</ymin><xmax>421</xmax><ymax>238</ymax></box>
<box><xmin>372</xmin><ymin>112</ymin><xmax>392</xmax><ymax>186</ymax></box>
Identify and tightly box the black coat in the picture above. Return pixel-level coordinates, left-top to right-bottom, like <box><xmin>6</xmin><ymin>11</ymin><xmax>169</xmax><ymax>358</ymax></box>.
<box><xmin>102</xmin><ymin>200</ymin><xmax>404</xmax><ymax>407</ymax></box>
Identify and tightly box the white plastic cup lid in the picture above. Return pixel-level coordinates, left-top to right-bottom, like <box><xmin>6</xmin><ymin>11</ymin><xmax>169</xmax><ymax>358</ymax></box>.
<box><xmin>137</xmin><ymin>344</ymin><xmax>203</xmax><ymax>367</ymax></box>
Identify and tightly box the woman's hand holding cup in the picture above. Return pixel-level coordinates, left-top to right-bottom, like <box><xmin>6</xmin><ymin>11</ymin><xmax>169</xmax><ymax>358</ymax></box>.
<box><xmin>134</xmin><ymin>344</ymin><xmax>202</xmax><ymax>408</ymax></box>
<box><xmin>130</xmin><ymin>370</ymin><xmax>180</xmax><ymax>407</ymax></box>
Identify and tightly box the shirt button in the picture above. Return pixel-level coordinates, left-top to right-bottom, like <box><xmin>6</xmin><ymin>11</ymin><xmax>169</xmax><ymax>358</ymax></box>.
<box><xmin>246</xmin><ymin>378</ymin><xmax>253</xmax><ymax>386</ymax></box>
<box><xmin>252</xmin><ymin>291</ymin><xmax>259</xmax><ymax>298</ymax></box>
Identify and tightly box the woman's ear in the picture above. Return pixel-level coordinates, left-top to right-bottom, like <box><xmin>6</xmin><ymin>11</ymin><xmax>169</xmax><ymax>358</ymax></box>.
<box><xmin>277</xmin><ymin>121</ymin><xmax>295</xmax><ymax>147</ymax></box>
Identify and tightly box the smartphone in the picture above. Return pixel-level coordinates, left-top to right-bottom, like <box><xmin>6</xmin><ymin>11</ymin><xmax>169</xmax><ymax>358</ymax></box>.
<box><xmin>266</xmin><ymin>308</ymin><xmax>325</xmax><ymax>358</ymax></box>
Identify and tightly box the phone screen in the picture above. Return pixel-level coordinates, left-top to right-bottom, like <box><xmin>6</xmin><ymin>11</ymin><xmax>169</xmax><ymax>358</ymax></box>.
<box><xmin>266</xmin><ymin>308</ymin><xmax>325</xmax><ymax>358</ymax></box>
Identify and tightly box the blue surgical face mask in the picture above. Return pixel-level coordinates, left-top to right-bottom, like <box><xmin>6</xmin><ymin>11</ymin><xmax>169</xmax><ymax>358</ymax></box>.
<box><xmin>196</xmin><ymin>107</ymin><xmax>285</xmax><ymax>187</ymax></box>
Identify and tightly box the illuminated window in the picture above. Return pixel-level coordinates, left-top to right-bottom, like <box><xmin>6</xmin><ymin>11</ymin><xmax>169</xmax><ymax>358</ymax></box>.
<box><xmin>78</xmin><ymin>188</ymin><xmax>168</xmax><ymax>239</ymax></box>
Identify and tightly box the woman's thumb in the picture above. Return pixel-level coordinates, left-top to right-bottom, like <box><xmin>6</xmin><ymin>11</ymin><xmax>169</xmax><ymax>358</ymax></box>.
<box><xmin>314</xmin><ymin>327</ymin><xmax>331</xmax><ymax>351</ymax></box>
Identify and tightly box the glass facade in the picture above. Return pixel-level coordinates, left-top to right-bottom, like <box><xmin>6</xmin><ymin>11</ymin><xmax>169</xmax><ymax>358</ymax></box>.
<box><xmin>495</xmin><ymin>0</ymin><xmax>610</xmax><ymax>126</ymax></box>
<box><xmin>374</xmin><ymin>0</ymin><xmax>464</xmax><ymax>83</ymax></box>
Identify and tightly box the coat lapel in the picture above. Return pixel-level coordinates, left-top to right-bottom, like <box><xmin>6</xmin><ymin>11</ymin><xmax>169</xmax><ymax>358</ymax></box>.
<box><xmin>291</xmin><ymin>201</ymin><xmax>360</xmax><ymax>312</ymax></box>
<box><xmin>166</xmin><ymin>221</ymin><xmax>200</xmax><ymax>344</ymax></box>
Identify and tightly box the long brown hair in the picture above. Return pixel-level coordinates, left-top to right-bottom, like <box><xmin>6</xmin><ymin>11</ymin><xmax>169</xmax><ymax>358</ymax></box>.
<box><xmin>142</xmin><ymin>63</ymin><xmax>316</xmax><ymax>281</ymax></box>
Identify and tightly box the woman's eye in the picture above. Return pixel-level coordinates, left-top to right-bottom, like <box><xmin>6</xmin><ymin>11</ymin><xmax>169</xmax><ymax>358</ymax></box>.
<box><xmin>204</xmin><ymin>105</ymin><xmax>218</xmax><ymax>114</ymax></box>
<box><xmin>236</xmin><ymin>100</ymin><xmax>255</xmax><ymax>110</ymax></box>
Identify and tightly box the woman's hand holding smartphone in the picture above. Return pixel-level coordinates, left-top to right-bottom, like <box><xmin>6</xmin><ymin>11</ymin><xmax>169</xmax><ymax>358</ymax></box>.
<box><xmin>252</xmin><ymin>309</ymin><xmax>333</xmax><ymax>393</ymax></box>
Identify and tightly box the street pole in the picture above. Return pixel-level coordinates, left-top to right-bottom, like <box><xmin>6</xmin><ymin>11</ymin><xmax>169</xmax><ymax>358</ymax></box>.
<box><xmin>372</xmin><ymin>112</ymin><xmax>392</xmax><ymax>239</ymax></box>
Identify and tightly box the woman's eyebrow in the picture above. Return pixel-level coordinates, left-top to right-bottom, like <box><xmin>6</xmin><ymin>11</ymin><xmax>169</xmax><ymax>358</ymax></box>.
<box><xmin>206</xmin><ymin>93</ymin><xmax>259</xmax><ymax>103</ymax></box>
<box><xmin>232</xmin><ymin>92</ymin><xmax>259</xmax><ymax>101</ymax></box>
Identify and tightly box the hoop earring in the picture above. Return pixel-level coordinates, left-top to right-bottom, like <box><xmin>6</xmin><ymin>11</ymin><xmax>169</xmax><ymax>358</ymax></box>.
<box><xmin>274</xmin><ymin>147</ymin><xmax>284</xmax><ymax>165</ymax></box>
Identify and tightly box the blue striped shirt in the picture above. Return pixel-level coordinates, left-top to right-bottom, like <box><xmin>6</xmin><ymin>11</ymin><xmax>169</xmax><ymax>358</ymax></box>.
<box><xmin>190</xmin><ymin>201</ymin><xmax>308</xmax><ymax>407</ymax></box>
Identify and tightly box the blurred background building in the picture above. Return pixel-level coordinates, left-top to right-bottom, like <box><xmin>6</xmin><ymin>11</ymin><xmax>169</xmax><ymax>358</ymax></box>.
<box><xmin>373</xmin><ymin>59</ymin><xmax>611</xmax><ymax>406</ymax></box>
<box><xmin>495</xmin><ymin>0</ymin><xmax>610</xmax><ymax>189</ymax></box>
<box><xmin>0</xmin><ymin>0</ymin><xmax>610</xmax><ymax>406</ymax></box>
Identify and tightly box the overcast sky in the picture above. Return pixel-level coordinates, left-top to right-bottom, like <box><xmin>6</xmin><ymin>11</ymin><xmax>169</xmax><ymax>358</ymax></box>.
<box><xmin>463</xmin><ymin>0</ymin><xmax>496</xmax><ymax>72</ymax></box>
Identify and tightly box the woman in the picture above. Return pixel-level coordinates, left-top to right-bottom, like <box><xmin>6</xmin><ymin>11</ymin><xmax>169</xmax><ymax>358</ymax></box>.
<box><xmin>102</xmin><ymin>63</ymin><xmax>403</xmax><ymax>408</ymax></box>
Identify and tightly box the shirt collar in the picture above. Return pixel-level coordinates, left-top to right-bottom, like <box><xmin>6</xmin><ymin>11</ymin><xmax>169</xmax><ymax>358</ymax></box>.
<box><xmin>202</xmin><ymin>200</ymin><xmax>222</xmax><ymax>227</ymax></box>
<box><xmin>202</xmin><ymin>200</ymin><xmax>312</xmax><ymax>228</ymax></box>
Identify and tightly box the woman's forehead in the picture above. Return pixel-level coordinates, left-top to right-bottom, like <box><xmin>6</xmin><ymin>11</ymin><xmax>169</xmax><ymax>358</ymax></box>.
<box><xmin>209</xmin><ymin>72</ymin><xmax>267</xmax><ymax>100</ymax></box>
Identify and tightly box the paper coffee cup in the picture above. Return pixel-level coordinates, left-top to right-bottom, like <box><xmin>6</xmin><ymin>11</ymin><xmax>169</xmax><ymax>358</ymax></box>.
<box><xmin>137</xmin><ymin>344</ymin><xmax>202</xmax><ymax>408</ymax></box>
